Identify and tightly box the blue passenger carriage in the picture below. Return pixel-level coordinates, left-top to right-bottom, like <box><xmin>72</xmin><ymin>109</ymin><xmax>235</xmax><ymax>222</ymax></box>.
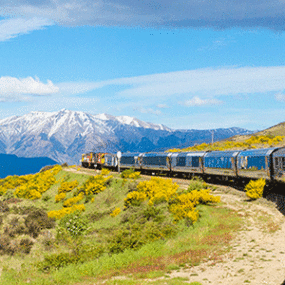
<box><xmin>170</xmin><ymin>152</ymin><xmax>206</xmax><ymax>175</ymax></box>
<box><xmin>272</xmin><ymin>147</ymin><xmax>285</xmax><ymax>182</ymax></box>
<box><xmin>204</xmin><ymin>150</ymin><xmax>239</xmax><ymax>178</ymax></box>
<box><xmin>140</xmin><ymin>152</ymin><xmax>171</xmax><ymax>173</ymax></box>
<box><xmin>237</xmin><ymin>148</ymin><xmax>277</xmax><ymax>180</ymax></box>
<box><xmin>120</xmin><ymin>152</ymin><xmax>141</xmax><ymax>170</ymax></box>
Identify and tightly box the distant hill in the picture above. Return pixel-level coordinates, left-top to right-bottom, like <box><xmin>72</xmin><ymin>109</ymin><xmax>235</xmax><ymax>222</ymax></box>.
<box><xmin>168</xmin><ymin>122</ymin><xmax>285</xmax><ymax>152</ymax></box>
<box><xmin>0</xmin><ymin>154</ymin><xmax>58</xmax><ymax>179</ymax></box>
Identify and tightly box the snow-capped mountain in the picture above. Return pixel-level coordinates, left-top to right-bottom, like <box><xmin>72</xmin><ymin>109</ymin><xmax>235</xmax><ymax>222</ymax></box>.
<box><xmin>0</xmin><ymin>109</ymin><xmax>253</xmax><ymax>164</ymax></box>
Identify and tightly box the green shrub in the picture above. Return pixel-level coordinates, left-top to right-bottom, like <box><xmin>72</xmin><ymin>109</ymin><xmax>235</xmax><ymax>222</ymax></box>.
<box><xmin>186</xmin><ymin>177</ymin><xmax>207</xmax><ymax>193</ymax></box>
<box><xmin>0</xmin><ymin>201</ymin><xmax>9</xmax><ymax>213</ymax></box>
<box><xmin>40</xmin><ymin>165</ymin><xmax>56</xmax><ymax>172</ymax></box>
<box><xmin>41</xmin><ymin>236</ymin><xmax>56</xmax><ymax>251</ymax></box>
<box><xmin>3</xmin><ymin>190</ymin><xmax>14</xmax><ymax>201</ymax></box>
<box><xmin>108</xmin><ymin>220</ymin><xmax>177</xmax><ymax>254</ymax></box>
<box><xmin>0</xmin><ymin>235</ymin><xmax>10</xmax><ymax>254</ymax></box>
<box><xmin>19</xmin><ymin>238</ymin><xmax>34</xmax><ymax>254</ymax></box>
<box><xmin>57</xmin><ymin>210</ymin><xmax>89</xmax><ymax>239</ymax></box>
<box><xmin>0</xmin><ymin>236</ymin><xmax>20</xmax><ymax>255</ymax></box>
<box><xmin>24</xmin><ymin>208</ymin><xmax>55</xmax><ymax>238</ymax></box>
<box><xmin>110</xmin><ymin>203</ymin><xmax>177</xmax><ymax>254</ymax></box>
<box><xmin>42</xmin><ymin>195</ymin><xmax>51</xmax><ymax>202</ymax></box>
<box><xmin>87</xmin><ymin>210</ymin><xmax>110</xmax><ymax>221</ymax></box>
<box><xmin>37</xmin><ymin>252</ymin><xmax>81</xmax><ymax>272</ymax></box>
<box><xmin>4</xmin><ymin>218</ymin><xmax>26</xmax><ymax>237</ymax></box>
<box><xmin>127</xmin><ymin>180</ymin><xmax>139</xmax><ymax>192</ymax></box>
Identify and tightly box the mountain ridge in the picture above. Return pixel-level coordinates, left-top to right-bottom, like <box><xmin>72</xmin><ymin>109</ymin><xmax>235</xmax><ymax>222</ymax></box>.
<box><xmin>0</xmin><ymin>109</ymin><xmax>253</xmax><ymax>164</ymax></box>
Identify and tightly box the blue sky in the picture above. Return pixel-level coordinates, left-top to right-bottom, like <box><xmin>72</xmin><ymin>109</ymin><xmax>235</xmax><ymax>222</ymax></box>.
<box><xmin>1</xmin><ymin>1</ymin><xmax>285</xmax><ymax>131</ymax></box>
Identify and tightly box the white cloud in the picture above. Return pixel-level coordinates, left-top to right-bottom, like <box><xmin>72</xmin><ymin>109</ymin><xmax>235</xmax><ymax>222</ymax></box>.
<box><xmin>59</xmin><ymin>66</ymin><xmax>285</xmax><ymax>99</ymax></box>
<box><xmin>183</xmin><ymin>96</ymin><xmax>222</xmax><ymax>107</ymax></box>
<box><xmin>134</xmin><ymin>107</ymin><xmax>162</xmax><ymax>115</ymax></box>
<box><xmin>157</xmin><ymin>104</ymin><xmax>169</xmax><ymax>109</ymax></box>
<box><xmin>275</xmin><ymin>92</ymin><xmax>285</xmax><ymax>102</ymax></box>
<box><xmin>0</xmin><ymin>17</ymin><xmax>53</xmax><ymax>41</ymax></box>
<box><xmin>0</xmin><ymin>76</ymin><xmax>59</xmax><ymax>101</ymax></box>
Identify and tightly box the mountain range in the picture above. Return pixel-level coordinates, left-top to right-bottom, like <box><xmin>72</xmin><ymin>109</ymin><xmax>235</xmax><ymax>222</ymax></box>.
<box><xmin>0</xmin><ymin>109</ymin><xmax>253</xmax><ymax>165</ymax></box>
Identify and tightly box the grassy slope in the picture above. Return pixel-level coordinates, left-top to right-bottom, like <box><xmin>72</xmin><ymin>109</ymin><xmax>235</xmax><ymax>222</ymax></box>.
<box><xmin>167</xmin><ymin>122</ymin><xmax>285</xmax><ymax>152</ymax></box>
<box><xmin>226</xmin><ymin>122</ymin><xmax>285</xmax><ymax>143</ymax></box>
<box><xmin>0</xmin><ymin>168</ymin><xmax>242</xmax><ymax>285</ymax></box>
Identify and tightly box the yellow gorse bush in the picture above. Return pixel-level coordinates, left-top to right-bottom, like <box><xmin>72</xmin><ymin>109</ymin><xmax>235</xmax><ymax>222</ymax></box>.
<box><xmin>124</xmin><ymin>177</ymin><xmax>179</xmax><ymax>207</ymax></box>
<box><xmin>55</xmin><ymin>192</ymin><xmax>66</xmax><ymax>202</ymax></box>
<box><xmin>63</xmin><ymin>193</ymin><xmax>84</xmax><ymax>207</ymax></box>
<box><xmin>169</xmin><ymin>190</ymin><xmax>220</xmax><ymax>223</ymax></box>
<box><xmin>0</xmin><ymin>174</ymin><xmax>35</xmax><ymax>195</ymax></box>
<box><xmin>14</xmin><ymin>165</ymin><xmax>62</xmax><ymax>200</ymax></box>
<box><xmin>48</xmin><ymin>204</ymin><xmax>85</xmax><ymax>219</ymax></box>
<box><xmin>110</xmin><ymin>207</ymin><xmax>121</xmax><ymax>217</ymax></box>
<box><xmin>124</xmin><ymin>177</ymin><xmax>220</xmax><ymax>224</ymax></box>
<box><xmin>245</xmin><ymin>178</ymin><xmax>266</xmax><ymax>200</ymax></box>
<box><xmin>128</xmin><ymin>172</ymin><xmax>141</xmax><ymax>179</ymax></box>
<box><xmin>82</xmin><ymin>175</ymin><xmax>108</xmax><ymax>195</ymax></box>
<box><xmin>57</xmin><ymin>180</ymin><xmax>79</xmax><ymax>194</ymax></box>
<box><xmin>121</xmin><ymin>169</ymin><xmax>141</xmax><ymax>179</ymax></box>
<box><xmin>101</xmin><ymin>168</ymin><xmax>111</xmax><ymax>176</ymax></box>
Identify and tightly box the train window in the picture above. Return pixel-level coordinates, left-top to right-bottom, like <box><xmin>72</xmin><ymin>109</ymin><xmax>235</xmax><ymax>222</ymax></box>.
<box><xmin>283</xmin><ymin>158</ymin><xmax>285</xmax><ymax>170</ymax></box>
<box><xmin>275</xmin><ymin>158</ymin><xmax>279</xmax><ymax>167</ymax></box>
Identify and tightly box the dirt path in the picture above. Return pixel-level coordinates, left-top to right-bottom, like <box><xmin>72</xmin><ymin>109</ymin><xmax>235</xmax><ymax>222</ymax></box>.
<box><xmin>67</xmin><ymin>167</ymin><xmax>285</xmax><ymax>284</ymax></box>
<box><xmin>169</xmin><ymin>187</ymin><xmax>285</xmax><ymax>285</ymax></box>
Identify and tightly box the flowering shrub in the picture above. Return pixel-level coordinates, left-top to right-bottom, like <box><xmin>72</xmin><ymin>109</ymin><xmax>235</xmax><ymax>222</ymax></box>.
<box><xmin>124</xmin><ymin>177</ymin><xmax>179</xmax><ymax>207</ymax></box>
<box><xmin>48</xmin><ymin>204</ymin><xmax>86</xmax><ymax>219</ymax></box>
<box><xmin>123</xmin><ymin>177</ymin><xmax>220</xmax><ymax>224</ymax></box>
<box><xmin>55</xmin><ymin>193</ymin><xmax>66</xmax><ymax>202</ymax></box>
<box><xmin>14</xmin><ymin>165</ymin><xmax>62</xmax><ymax>200</ymax></box>
<box><xmin>101</xmin><ymin>168</ymin><xmax>111</xmax><ymax>176</ymax></box>
<box><xmin>63</xmin><ymin>193</ymin><xmax>84</xmax><ymax>207</ymax></box>
<box><xmin>82</xmin><ymin>175</ymin><xmax>108</xmax><ymax>195</ymax></box>
<box><xmin>121</xmin><ymin>168</ymin><xmax>141</xmax><ymax>179</ymax></box>
<box><xmin>110</xmin><ymin>207</ymin><xmax>121</xmax><ymax>217</ymax></box>
<box><xmin>245</xmin><ymin>178</ymin><xmax>266</xmax><ymax>200</ymax></box>
<box><xmin>57</xmin><ymin>180</ymin><xmax>79</xmax><ymax>194</ymax></box>
<box><xmin>169</xmin><ymin>190</ymin><xmax>220</xmax><ymax>223</ymax></box>
<box><xmin>0</xmin><ymin>175</ymin><xmax>31</xmax><ymax>196</ymax></box>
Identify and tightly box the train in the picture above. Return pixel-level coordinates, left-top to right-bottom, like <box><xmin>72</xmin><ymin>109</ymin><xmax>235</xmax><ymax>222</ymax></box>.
<box><xmin>81</xmin><ymin>146</ymin><xmax>285</xmax><ymax>183</ymax></box>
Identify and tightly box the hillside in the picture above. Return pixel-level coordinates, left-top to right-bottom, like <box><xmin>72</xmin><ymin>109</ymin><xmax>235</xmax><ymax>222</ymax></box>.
<box><xmin>168</xmin><ymin>126</ymin><xmax>285</xmax><ymax>152</ymax></box>
<box><xmin>0</xmin><ymin>166</ymin><xmax>284</xmax><ymax>285</ymax></box>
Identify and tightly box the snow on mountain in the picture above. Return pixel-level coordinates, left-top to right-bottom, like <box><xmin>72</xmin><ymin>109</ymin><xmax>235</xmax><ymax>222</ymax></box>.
<box><xmin>94</xmin><ymin>113</ymin><xmax>171</xmax><ymax>131</ymax></box>
<box><xmin>0</xmin><ymin>109</ymin><xmax>253</xmax><ymax>164</ymax></box>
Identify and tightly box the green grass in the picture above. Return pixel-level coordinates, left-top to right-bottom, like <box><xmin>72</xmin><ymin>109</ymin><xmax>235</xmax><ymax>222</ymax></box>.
<box><xmin>0</xmin><ymin>169</ymin><xmax>243</xmax><ymax>285</ymax></box>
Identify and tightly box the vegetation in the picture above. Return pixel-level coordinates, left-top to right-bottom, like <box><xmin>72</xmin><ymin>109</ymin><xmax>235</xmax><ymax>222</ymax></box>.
<box><xmin>0</xmin><ymin>166</ymin><xmax>243</xmax><ymax>285</ymax></box>
<box><xmin>167</xmin><ymin>134</ymin><xmax>284</xmax><ymax>152</ymax></box>
<box><xmin>121</xmin><ymin>168</ymin><xmax>141</xmax><ymax>179</ymax></box>
<box><xmin>245</xmin><ymin>178</ymin><xmax>266</xmax><ymax>200</ymax></box>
